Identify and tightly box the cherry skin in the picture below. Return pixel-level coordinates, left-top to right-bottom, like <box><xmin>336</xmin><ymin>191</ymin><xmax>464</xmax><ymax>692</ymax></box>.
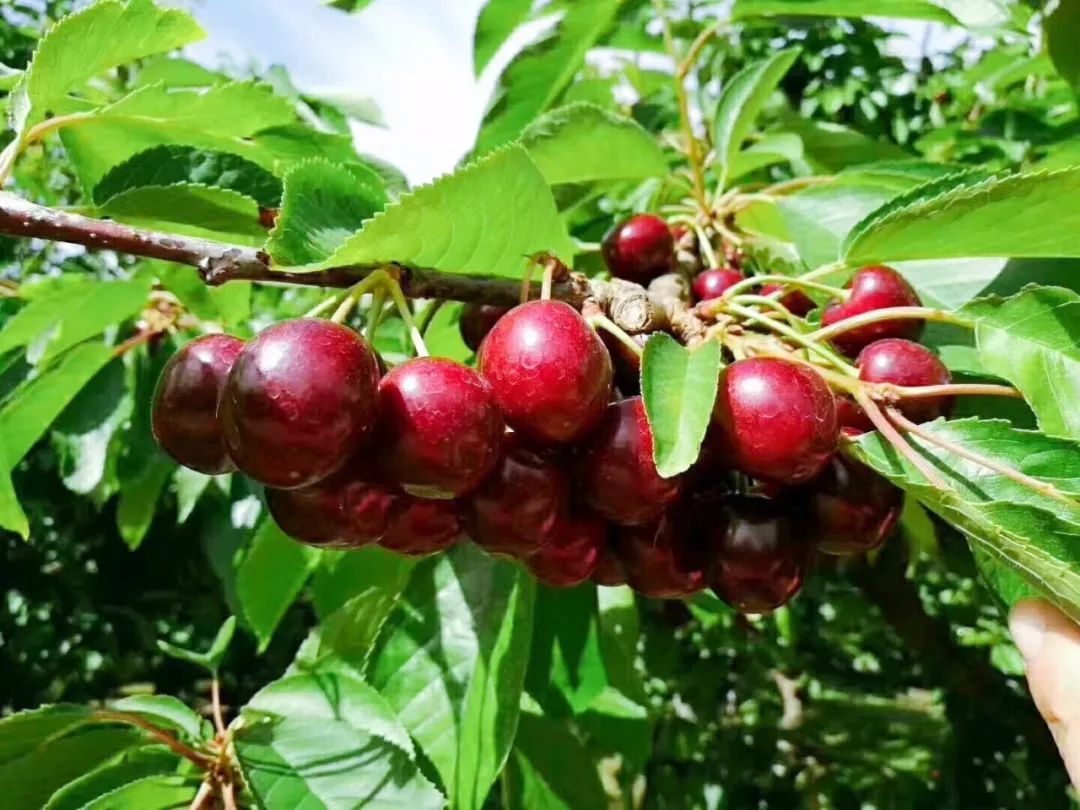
<box><xmin>592</xmin><ymin>539</ymin><xmax>627</xmax><ymax>586</ymax></box>
<box><xmin>601</xmin><ymin>214</ymin><xmax>675</xmax><ymax>283</ymax></box>
<box><xmin>857</xmin><ymin>338</ymin><xmax>952</xmax><ymax>423</ymax></box>
<box><xmin>692</xmin><ymin>268</ymin><xmax>745</xmax><ymax>302</ymax></box>
<box><xmin>835</xmin><ymin>395</ymin><xmax>874</xmax><ymax>437</ymax></box>
<box><xmin>600</xmin><ymin>331</ymin><xmax>649</xmax><ymax>396</ymax></box>
<box><xmin>761</xmin><ymin>283</ymin><xmax>815</xmax><ymax>317</ymax></box>
<box><xmin>152</xmin><ymin>334</ymin><xmax>245</xmax><ymax>475</ymax></box>
<box><xmin>459</xmin><ymin>303</ymin><xmax>509</xmax><ymax>353</ymax></box>
<box><xmin>219</xmin><ymin>319</ymin><xmax>380</xmax><ymax>489</ymax></box>
<box><xmin>616</xmin><ymin>516</ymin><xmax>707</xmax><ymax>599</ymax></box>
<box><xmin>478</xmin><ymin>300</ymin><xmax>613</xmax><ymax>445</ymax></box>
<box><xmin>808</xmin><ymin>456</ymin><xmax>903</xmax><ymax>556</ymax></box>
<box><xmin>378</xmin><ymin>357</ymin><xmax>504</xmax><ymax>499</ymax></box>
<box><xmin>579</xmin><ymin>397</ymin><xmax>682</xmax><ymax>526</ymax></box>
<box><xmin>712</xmin><ymin>358</ymin><xmax>838</xmax><ymax>485</ymax></box>
<box><xmin>525</xmin><ymin>511</ymin><xmax>605</xmax><ymax>588</ymax></box>
<box><xmin>378</xmin><ymin>496</ymin><xmax>461</xmax><ymax>557</ymax></box>
<box><xmin>822</xmin><ymin>265</ymin><xmax>923</xmax><ymax>357</ymax></box>
<box><xmin>709</xmin><ymin>496</ymin><xmax>809</xmax><ymax>613</ymax></box>
<box><xmin>464</xmin><ymin>434</ymin><xmax>569</xmax><ymax>558</ymax></box>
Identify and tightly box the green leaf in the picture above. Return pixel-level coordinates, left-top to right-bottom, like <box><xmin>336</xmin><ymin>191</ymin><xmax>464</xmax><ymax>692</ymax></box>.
<box><xmin>266</xmin><ymin>160</ymin><xmax>388</xmax><ymax>267</ymax></box>
<box><xmin>474</xmin><ymin>0</ymin><xmax>535</xmax><ymax>76</ymax></box>
<box><xmin>78</xmin><ymin>775</ymin><xmax>196</xmax><ymax>809</ymax></box>
<box><xmin>713</xmin><ymin>48</ymin><xmax>801</xmax><ymax>188</ymax></box>
<box><xmin>116</xmin><ymin>459</ymin><xmax>172</xmax><ymax>549</ymax></box>
<box><xmin>97</xmin><ymin>184</ymin><xmax>266</xmax><ymax>245</ymax></box>
<box><xmin>108</xmin><ymin>696</ymin><xmax>205</xmax><ymax>741</ymax></box>
<box><xmin>595</xmin><ymin>585</ymin><xmax>644</xmax><ymax>701</ymax></box>
<box><xmin>780</xmin><ymin>118</ymin><xmax>907</xmax><ymax>173</ymax></box>
<box><xmin>1047</xmin><ymin>0</ymin><xmax>1080</xmax><ymax>94</ymax></box>
<box><xmin>300</xmin><ymin>145</ymin><xmax>573</xmax><ymax>278</ymax></box>
<box><xmin>235</xmin><ymin>519</ymin><xmax>321</xmax><ymax>652</ymax></box>
<box><xmin>526</xmin><ymin>585</ymin><xmax>608</xmax><ymax>715</ymax></box>
<box><xmin>843</xmin><ymin>169</ymin><xmax>1080</xmax><ymax>264</ymax></box>
<box><xmin>960</xmin><ymin>286</ymin><xmax>1080</xmax><ymax>441</ymax></box>
<box><xmin>43</xmin><ymin>747</ymin><xmax>182</xmax><ymax>810</ymax></box>
<box><xmin>503</xmin><ymin>711</ymin><xmax>607</xmax><ymax>810</ymax></box>
<box><xmin>476</xmin><ymin>0</ymin><xmax>621</xmax><ymax>154</ymax></box>
<box><xmin>0</xmin><ymin>439</ymin><xmax>28</xmax><ymax>538</ymax></box>
<box><xmin>641</xmin><ymin>334</ymin><xmax>722</xmax><ymax>479</ymax></box>
<box><xmin>891</xmin><ymin>257</ymin><xmax>1007</xmax><ymax>310</ymax></box>
<box><xmin>369</xmin><ymin>544</ymin><xmax>536</xmax><ymax>810</ymax></box>
<box><xmin>778</xmin><ymin>184</ymin><xmax>898</xmax><ymax>270</ymax></box>
<box><xmin>727</xmin><ymin>132</ymin><xmax>804</xmax><ymax>183</ymax></box>
<box><xmin>732</xmin><ymin>0</ymin><xmax>956</xmax><ymax>22</ymax></box>
<box><xmin>9</xmin><ymin>0</ymin><xmax>205</xmax><ymax>137</ymax></box>
<box><xmin>94</xmin><ymin>145</ymin><xmax>282</xmax><ymax>208</ymax></box>
<box><xmin>234</xmin><ymin>715</ymin><xmax>443</xmax><ymax>810</ymax></box>
<box><xmin>520</xmin><ymin>102</ymin><xmax>666</xmax><ymax>186</ymax></box>
<box><xmin>0</xmin><ymin>705</ymin><xmax>92</xmax><ymax>765</ymax></box>
<box><xmin>156</xmin><ymin>615</ymin><xmax>236</xmax><ymax>675</ymax></box>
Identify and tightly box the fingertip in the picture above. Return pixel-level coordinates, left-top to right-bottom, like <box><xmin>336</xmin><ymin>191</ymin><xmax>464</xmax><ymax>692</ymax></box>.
<box><xmin>1010</xmin><ymin>599</ymin><xmax>1049</xmax><ymax>662</ymax></box>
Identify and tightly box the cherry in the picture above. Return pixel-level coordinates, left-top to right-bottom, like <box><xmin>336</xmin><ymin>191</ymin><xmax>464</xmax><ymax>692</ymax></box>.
<box><xmin>709</xmin><ymin>496</ymin><xmax>809</xmax><ymax>613</ymax></box>
<box><xmin>822</xmin><ymin>265</ymin><xmax>923</xmax><ymax>356</ymax></box>
<box><xmin>616</xmin><ymin>516</ymin><xmax>707</xmax><ymax>599</ymax></box>
<box><xmin>761</xmin><ymin>283</ymin><xmax>815</xmax><ymax>317</ymax></box>
<box><xmin>808</xmin><ymin>456</ymin><xmax>903</xmax><ymax>555</ymax></box>
<box><xmin>379</xmin><ymin>496</ymin><xmax>461</xmax><ymax>557</ymax></box>
<box><xmin>464</xmin><ymin>434</ymin><xmax>569</xmax><ymax>558</ymax></box>
<box><xmin>601</xmin><ymin>214</ymin><xmax>675</xmax><ymax>283</ymax></box>
<box><xmin>712</xmin><ymin>358</ymin><xmax>838</xmax><ymax>485</ymax></box>
<box><xmin>592</xmin><ymin>540</ymin><xmax>627</xmax><ymax>586</ymax></box>
<box><xmin>579</xmin><ymin>397</ymin><xmax>682</xmax><ymax>526</ymax></box>
<box><xmin>219</xmin><ymin>319</ymin><xmax>380</xmax><ymax>489</ymax></box>
<box><xmin>692</xmin><ymin>268</ymin><xmax>744</xmax><ymax>302</ymax></box>
<box><xmin>378</xmin><ymin>357</ymin><xmax>504</xmax><ymax>499</ymax></box>
<box><xmin>478</xmin><ymin>300</ymin><xmax>613</xmax><ymax>445</ymax></box>
<box><xmin>459</xmin><ymin>303</ymin><xmax>509</xmax><ymax>353</ymax></box>
<box><xmin>525</xmin><ymin>511</ymin><xmax>605</xmax><ymax>588</ymax></box>
<box><xmin>152</xmin><ymin>334</ymin><xmax>245</xmax><ymax>475</ymax></box>
<box><xmin>835</xmin><ymin>395</ymin><xmax>874</xmax><ymax>437</ymax></box>
<box><xmin>857</xmin><ymin>338</ymin><xmax>952</xmax><ymax>423</ymax></box>
<box><xmin>600</xmin><ymin>331</ymin><xmax>649</xmax><ymax>396</ymax></box>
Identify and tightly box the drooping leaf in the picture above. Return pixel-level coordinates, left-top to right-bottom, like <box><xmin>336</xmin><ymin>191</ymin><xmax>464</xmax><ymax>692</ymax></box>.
<box><xmin>474</xmin><ymin>0</ymin><xmax>536</xmax><ymax>76</ymax></box>
<box><xmin>713</xmin><ymin>48</ymin><xmax>801</xmax><ymax>188</ymax></box>
<box><xmin>42</xmin><ymin>747</ymin><xmax>182</xmax><ymax>810</ymax></box>
<box><xmin>503</xmin><ymin>711</ymin><xmax>607</xmax><ymax>810</ymax></box>
<box><xmin>369</xmin><ymin>544</ymin><xmax>536</xmax><ymax>810</ymax></box>
<box><xmin>520</xmin><ymin>102</ymin><xmax>666</xmax><ymax>186</ymax></box>
<box><xmin>641</xmin><ymin>334</ymin><xmax>723</xmax><ymax>479</ymax></box>
<box><xmin>960</xmin><ymin>286</ymin><xmax>1080</xmax><ymax>441</ymax></box>
<box><xmin>108</xmin><ymin>695</ymin><xmax>205</xmax><ymax>741</ymax></box>
<box><xmin>299</xmin><ymin>145</ymin><xmax>573</xmax><ymax>278</ymax></box>
<box><xmin>97</xmin><ymin>184</ymin><xmax>267</xmax><ymax>245</ymax></box>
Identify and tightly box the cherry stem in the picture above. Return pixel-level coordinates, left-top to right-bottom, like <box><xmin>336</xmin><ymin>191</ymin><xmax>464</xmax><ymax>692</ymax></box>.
<box><xmin>798</xmin><ymin>260</ymin><xmax>850</xmax><ymax>284</ymax></box>
<box><xmin>302</xmin><ymin>294</ymin><xmax>344</xmax><ymax>319</ymax></box>
<box><xmin>366</xmin><ymin>286</ymin><xmax>386</xmax><ymax>342</ymax></box>
<box><xmin>717</xmin><ymin>274</ymin><xmax>848</xmax><ymax>304</ymax></box>
<box><xmin>889</xmin><ymin>382</ymin><xmax>1024</xmax><ymax>401</ymax></box>
<box><xmin>729</xmin><ymin>294</ymin><xmax>803</xmax><ymax>332</ymax></box>
<box><xmin>852</xmin><ymin>392</ymin><xmax>950</xmax><ymax>490</ymax></box>
<box><xmin>693</xmin><ymin>222</ymin><xmax>720</xmax><ymax>268</ymax></box>
<box><xmin>885</xmin><ymin>407</ymin><xmax>1078</xmax><ymax>507</ymax></box>
<box><xmin>210</xmin><ymin>678</ymin><xmax>226</xmax><ymax>738</ymax></box>
<box><xmin>722</xmin><ymin>301</ymin><xmax>858</xmax><ymax>375</ymax></box>
<box><xmin>588</xmin><ymin>312</ymin><xmax>644</xmax><ymax>358</ymax></box>
<box><xmin>93</xmin><ymin>710</ymin><xmax>213</xmax><ymax>769</ymax></box>
<box><xmin>806</xmin><ymin>306</ymin><xmax>971</xmax><ymax>343</ymax></box>
<box><xmin>380</xmin><ymin>269</ymin><xmax>429</xmax><ymax>357</ymax></box>
<box><xmin>541</xmin><ymin>259</ymin><xmax>555</xmax><ymax>301</ymax></box>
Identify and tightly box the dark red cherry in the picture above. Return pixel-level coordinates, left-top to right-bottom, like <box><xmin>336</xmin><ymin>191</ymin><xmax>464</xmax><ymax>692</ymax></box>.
<box><xmin>709</xmin><ymin>496</ymin><xmax>809</xmax><ymax>613</ymax></box>
<box><xmin>579</xmin><ymin>397</ymin><xmax>682</xmax><ymax>526</ymax></box>
<box><xmin>600</xmin><ymin>331</ymin><xmax>649</xmax><ymax>396</ymax></box>
<box><xmin>761</xmin><ymin>283</ymin><xmax>815</xmax><ymax>317</ymax></box>
<box><xmin>822</xmin><ymin>265</ymin><xmax>923</xmax><ymax>356</ymax></box>
<box><xmin>378</xmin><ymin>357</ymin><xmax>504</xmax><ymax>499</ymax></box>
<box><xmin>219</xmin><ymin>319</ymin><xmax>380</xmax><ymax>488</ymax></box>
<box><xmin>526</xmin><ymin>511</ymin><xmax>605</xmax><ymax>588</ymax></box>
<box><xmin>835</xmin><ymin>395</ymin><xmax>874</xmax><ymax>437</ymax></box>
<box><xmin>464</xmin><ymin>435</ymin><xmax>568</xmax><ymax>558</ymax></box>
<box><xmin>478</xmin><ymin>300</ymin><xmax>613</xmax><ymax>445</ymax></box>
<box><xmin>617</xmin><ymin>516</ymin><xmax>706</xmax><ymax>599</ymax></box>
<box><xmin>712</xmin><ymin>358</ymin><xmax>838</xmax><ymax>485</ymax></box>
<box><xmin>378</xmin><ymin>496</ymin><xmax>461</xmax><ymax>557</ymax></box>
<box><xmin>857</xmin><ymin>338</ymin><xmax>952</xmax><ymax>423</ymax></box>
<box><xmin>593</xmin><ymin>539</ymin><xmax>627</xmax><ymax>586</ymax></box>
<box><xmin>601</xmin><ymin>214</ymin><xmax>675</xmax><ymax>283</ymax></box>
<box><xmin>459</xmin><ymin>303</ymin><xmax>509</xmax><ymax>353</ymax></box>
<box><xmin>152</xmin><ymin>334</ymin><xmax>245</xmax><ymax>475</ymax></box>
<box><xmin>809</xmin><ymin>457</ymin><xmax>903</xmax><ymax>556</ymax></box>
<box><xmin>692</xmin><ymin>268</ymin><xmax>744</xmax><ymax>302</ymax></box>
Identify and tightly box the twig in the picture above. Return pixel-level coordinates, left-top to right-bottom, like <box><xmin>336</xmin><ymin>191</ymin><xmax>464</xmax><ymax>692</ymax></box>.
<box><xmin>210</xmin><ymin>678</ymin><xmax>226</xmax><ymax>738</ymax></box>
<box><xmin>94</xmin><ymin>710</ymin><xmax>212</xmax><ymax>768</ymax></box>
<box><xmin>852</xmin><ymin>392</ymin><xmax>949</xmax><ymax>490</ymax></box>
<box><xmin>189</xmin><ymin>781</ymin><xmax>215</xmax><ymax>810</ymax></box>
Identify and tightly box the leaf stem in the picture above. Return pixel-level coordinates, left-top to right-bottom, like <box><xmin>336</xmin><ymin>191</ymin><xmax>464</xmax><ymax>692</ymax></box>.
<box><xmin>806</xmin><ymin>307</ymin><xmax>971</xmax><ymax>343</ymax></box>
<box><xmin>851</xmin><ymin>393</ymin><xmax>949</xmax><ymax>490</ymax></box>
<box><xmin>210</xmin><ymin>678</ymin><xmax>226</xmax><ymax>739</ymax></box>
<box><xmin>94</xmin><ymin>710</ymin><xmax>213</xmax><ymax>769</ymax></box>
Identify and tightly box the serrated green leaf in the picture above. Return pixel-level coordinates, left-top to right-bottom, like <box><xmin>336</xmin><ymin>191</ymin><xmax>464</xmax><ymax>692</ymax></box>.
<box><xmin>299</xmin><ymin>145</ymin><xmax>572</xmax><ymax>278</ymax></box>
<box><xmin>474</xmin><ymin>0</ymin><xmax>535</xmax><ymax>76</ymax></box>
<box><xmin>9</xmin><ymin>0</ymin><xmax>205</xmax><ymax>137</ymax></box>
<box><xmin>520</xmin><ymin>102</ymin><xmax>666</xmax><ymax>186</ymax></box>
<box><xmin>960</xmin><ymin>286</ymin><xmax>1080</xmax><ymax>441</ymax></box>
<box><xmin>727</xmin><ymin>132</ymin><xmax>804</xmax><ymax>183</ymax></box>
<box><xmin>369</xmin><ymin>544</ymin><xmax>535</xmax><ymax>810</ymax></box>
<box><xmin>641</xmin><ymin>334</ymin><xmax>722</xmax><ymax>479</ymax></box>
<box><xmin>108</xmin><ymin>695</ymin><xmax>205</xmax><ymax>741</ymax></box>
<box><xmin>476</xmin><ymin>0</ymin><xmax>621</xmax><ymax>154</ymax></box>
<box><xmin>891</xmin><ymin>257</ymin><xmax>1007</xmax><ymax>309</ymax></box>
<box><xmin>503</xmin><ymin>711</ymin><xmax>607</xmax><ymax>810</ymax></box>
<box><xmin>732</xmin><ymin>0</ymin><xmax>955</xmax><ymax>22</ymax></box>
<box><xmin>778</xmin><ymin>183</ymin><xmax>898</xmax><ymax>270</ymax></box>
<box><xmin>97</xmin><ymin>184</ymin><xmax>266</xmax><ymax>245</ymax></box>
<box><xmin>266</xmin><ymin>160</ymin><xmax>388</xmax><ymax>267</ymax></box>
<box><xmin>43</xmin><ymin>747</ymin><xmax>182</xmax><ymax>810</ymax></box>
<box><xmin>94</xmin><ymin>145</ymin><xmax>282</xmax><ymax>208</ymax></box>
<box><xmin>713</xmin><ymin>48</ymin><xmax>801</xmax><ymax>188</ymax></box>
<box><xmin>116</xmin><ymin>459</ymin><xmax>172</xmax><ymax>549</ymax></box>
<box><xmin>78</xmin><ymin>774</ymin><xmax>196</xmax><ymax>809</ymax></box>
<box><xmin>0</xmin><ymin>705</ymin><xmax>92</xmax><ymax>765</ymax></box>
<box><xmin>843</xmin><ymin>168</ymin><xmax>1080</xmax><ymax>264</ymax></box>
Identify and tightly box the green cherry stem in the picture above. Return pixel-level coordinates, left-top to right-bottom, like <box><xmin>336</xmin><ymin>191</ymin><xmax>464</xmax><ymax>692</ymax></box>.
<box><xmin>366</xmin><ymin>285</ymin><xmax>387</xmax><ymax>342</ymax></box>
<box><xmin>381</xmin><ymin>270</ymin><xmax>429</xmax><ymax>358</ymax></box>
<box><xmin>587</xmin><ymin>311</ymin><xmax>644</xmax><ymax>358</ymax></box>
<box><xmin>693</xmin><ymin>222</ymin><xmax>720</xmax><ymax>268</ymax></box>
<box><xmin>888</xmin><ymin>382</ymin><xmax>1024</xmax><ymax>401</ymax></box>
<box><xmin>806</xmin><ymin>306</ymin><xmax>971</xmax><ymax>343</ymax></box>
<box><xmin>729</xmin><ymin>294</ymin><xmax>803</xmax><ymax>331</ymax></box>
<box><xmin>717</xmin><ymin>274</ymin><xmax>848</xmax><ymax>304</ymax></box>
<box><xmin>722</xmin><ymin>301</ymin><xmax>858</xmax><ymax>375</ymax></box>
<box><xmin>853</xmin><ymin>393</ymin><xmax>949</xmax><ymax>490</ymax></box>
<box><xmin>302</xmin><ymin>294</ymin><xmax>345</xmax><ymax>319</ymax></box>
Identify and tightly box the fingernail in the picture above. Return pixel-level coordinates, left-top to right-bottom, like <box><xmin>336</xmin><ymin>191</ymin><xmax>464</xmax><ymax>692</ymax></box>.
<box><xmin>1010</xmin><ymin>602</ymin><xmax>1047</xmax><ymax>661</ymax></box>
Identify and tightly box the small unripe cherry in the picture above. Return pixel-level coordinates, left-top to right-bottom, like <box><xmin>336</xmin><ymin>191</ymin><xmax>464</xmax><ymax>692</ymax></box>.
<box><xmin>617</xmin><ymin>516</ymin><xmax>707</xmax><ymax>599</ymax></box>
<box><xmin>857</xmin><ymin>338</ymin><xmax>952</xmax><ymax>423</ymax></box>
<box><xmin>601</xmin><ymin>214</ymin><xmax>675</xmax><ymax>283</ymax></box>
<box><xmin>760</xmin><ymin>283</ymin><xmax>815</xmax><ymax>317</ymax></box>
<box><xmin>808</xmin><ymin>456</ymin><xmax>903</xmax><ymax>556</ymax></box>
<box><xmin>525</xmin><ymin>511</ymin><xmax>605</xmax><ymax>588</ymax></box>
<box><xmin>459</xmin><ymin>303</ymin><xmax>509</xmax><ymax>352</ymax></box>
<box><xmin>378</xmin><ymin>496</ymin><xmax>461</xmax><ymax>557</ymax></box>
<box><xmin>822</xmin><ymin>265</ymin><xmax>923</xmax><ymax>357</ymax></box>
<box><xmin>692</xmin><ymin>268</ymin><xmax>744</xmax><ymax>302</ymax></box>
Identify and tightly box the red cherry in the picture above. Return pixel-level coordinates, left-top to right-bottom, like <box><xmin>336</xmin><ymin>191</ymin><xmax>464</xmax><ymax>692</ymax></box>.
<box><xmin>464</xmin><ymin>435</ymin><xmax>568</xmax><ymax>558</ymax></box>
<box><xmin>709</xmin><ymin>496</ymin><xmax>809</xmax><ymax>613</ymax></box>
<box><xmin>593</xmin><ymin>539</ymin><xmax>627</xmax><ymax>586</ymax></box>
<box><xmin>601</xmin><ymin>214</ymin><xmax>675</xmax><ymax>283</ymax></box>
<box><xmin>692</xmin><ymin>268</ymin><xmax>744</xmax><ymax>302</ymax></box>
<box><xmin>857</xmin><ymin>338</ymin><xmax>952</xmax><ymax>423</ymax></box>
<box><xmin>712</xmin><ymin>358</ymin><xmax>838</xmax><ymax>485</ymax></box>
<box><xmin>579</xmin><ymin>397</ymin><xmax>682</xmax><ymax>526</ymax></box>
<box><xmin>459</xmin><ymin>303</ymin><xmax>509</xmax><ymax>353</ymax></box>
<box><xmin>809</xmin><ymin>457</ymin><xmax>903</xmax><ymax>555</ymax></box>
<box><xmin>617</xmin><ymin>516</ymin><xmax>707</xmax><ymax>599</ymax></box>
<box><xmin>152</xmin><ymin>334</ymin><xmax>245</xmax><ymax>475</ymax></box>
<box><xmin>219</xmin><ymin>319</ymin><xmax>380</xmax><ymax>489</ymax></box>
<box><xmin>600</xmin><ymin>331</ymin><xmax>649</xmax><ymax>396</ymax></box>
<box><xmin>835</xmin><ymin>395</ymin><xmax>874</xmax><ymax>437</ymax></box>
<box><xmin>378</xmin><ymin>357</ymin><xmax>504</xmax><ymax>499</ymax></box>
<box><xmin>526</xmin><ymin>511</ymin><xmax>605</xmax><ymax>588</ymax></box>
<box><xmin>478</xmin><ymin>300</ymin><xmax>613</xmax><ymax>445</ymax></box>
<box><xmin>378</xmin><ymin>496</ymin><xmax>461</xmax><ymax>557</ymax></box>
<box><xmin>822</xmin><ymin>266</ymin><xmax>923</xmax><ymax>356</ymax></box>
<box><xmin>761</xmin><ymin>283</ymin><xmax>815</xmax><ymax>317</ymax></box>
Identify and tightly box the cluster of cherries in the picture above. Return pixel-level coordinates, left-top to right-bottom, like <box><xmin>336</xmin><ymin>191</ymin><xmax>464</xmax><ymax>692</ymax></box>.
<box><xmin>150</xmin><ymin>211</ymin><xmax>951</xmax><ymax>613</ymax></box>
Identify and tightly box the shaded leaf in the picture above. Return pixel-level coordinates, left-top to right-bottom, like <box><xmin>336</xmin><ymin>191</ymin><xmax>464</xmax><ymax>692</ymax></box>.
<box><xmin>78</xmin><ymin>774</ymin><xmax>196</xmax><ymax>809</ymax></box>
<box><xmin>43</xmin><ymin>747</ymin><xmax>182</xmax><ymax>810</ymax></box>
<box><xmin>116</xmin><ymin>459</ymin><xmax>172</xmax><ymax>549</ymax></box>
<box><xmin>98</xmin><ymin>184</ymin><xmax>266</xmax><ymax>245</ymax></box>
<box><xmin>0</xmin><ymin>438</ymin><xmax>27</xmax><ymax>538</ymax></box>
<box><xmin>526</xmin><ymin>584</ymin><xmax>607</xmax><ymax>715</ymax></box>
<box><xmin>0</xmin><ymin>705</ymin><xmax>92</xmax><ymax>765</ymax></box>
<box><xmin>503</xmin><ymin>711</ymin><xmax>607</xmax><ymax>810</ymax></box>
